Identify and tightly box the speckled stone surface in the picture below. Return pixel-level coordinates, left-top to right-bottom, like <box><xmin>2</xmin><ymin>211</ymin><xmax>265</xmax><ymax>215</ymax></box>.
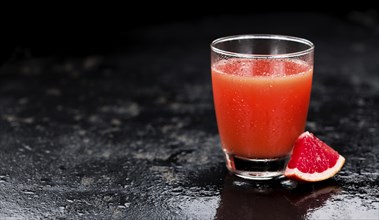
<box><xmin>0</xmin><ymin>13</ymin><xmax>378</xmax><ymax>219</ymax></box>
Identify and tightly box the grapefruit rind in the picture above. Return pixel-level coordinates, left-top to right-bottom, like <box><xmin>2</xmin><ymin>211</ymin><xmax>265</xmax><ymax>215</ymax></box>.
<box><xmin>284</xmin><ymin>155</ymin><xmax>345</xmax><ymax>182</ymax></box>
<box><xmin>299</xmin><ymin>131</ymin><xmax>311</xmax><ymax>139</ymax></box>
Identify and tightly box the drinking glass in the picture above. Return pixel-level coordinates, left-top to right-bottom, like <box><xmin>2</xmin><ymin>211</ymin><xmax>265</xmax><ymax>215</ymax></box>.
<box><xmin>211</xmin><ymin>34</ymin><xmax>314</xmax><ymax>180</ymax></box>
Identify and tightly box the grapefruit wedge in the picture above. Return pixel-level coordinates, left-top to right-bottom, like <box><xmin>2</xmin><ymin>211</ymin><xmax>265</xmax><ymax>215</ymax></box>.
<box><xmin>285</xmin><ymin>131</ymin><xmax>345</xmax><ymax>182</ymax></box>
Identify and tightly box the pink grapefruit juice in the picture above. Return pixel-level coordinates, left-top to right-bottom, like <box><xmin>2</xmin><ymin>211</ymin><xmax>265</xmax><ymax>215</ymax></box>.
<box><xmin>212</xmin><ymin>59</ymin><xmax>313</xmax><ymax>159</ymax></box>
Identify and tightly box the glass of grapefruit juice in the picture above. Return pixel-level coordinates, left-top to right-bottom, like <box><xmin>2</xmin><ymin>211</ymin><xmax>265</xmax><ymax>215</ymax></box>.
<box><xmin>211</xmin><ymin>35</ymin><xmax>314</xmax><ymax>180</ymax></box>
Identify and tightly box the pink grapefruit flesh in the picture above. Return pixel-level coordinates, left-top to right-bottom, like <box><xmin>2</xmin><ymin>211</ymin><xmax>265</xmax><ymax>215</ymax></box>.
<box><xmin>285</xmin><ymin>131</ymin><xmax>345</xmax><ymax>182</ymax></box>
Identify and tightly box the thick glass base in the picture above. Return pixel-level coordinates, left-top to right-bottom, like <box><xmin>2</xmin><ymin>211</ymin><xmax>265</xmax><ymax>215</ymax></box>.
<box><xmin>224</xmin><ymin>152</ymin><xmax>290</xmax><ymax>180</ymax></box>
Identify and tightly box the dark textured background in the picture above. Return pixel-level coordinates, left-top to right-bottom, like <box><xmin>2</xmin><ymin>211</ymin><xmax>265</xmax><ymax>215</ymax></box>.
<box><xmin>0</xmin><ymin>6</ymin><xmax>378</xmax><ymax>219</ymax></box>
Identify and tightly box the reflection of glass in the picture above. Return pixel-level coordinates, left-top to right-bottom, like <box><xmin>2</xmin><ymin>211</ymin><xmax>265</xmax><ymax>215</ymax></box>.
<box><xmin>211</xmin><ymin>35</ymin><xmax>314</xmax><ymax>180</ymax></box>
<box><xmin>215</xmin><ymin>174</ymin><xmax>341</xmax><ymax>220</ymax></box>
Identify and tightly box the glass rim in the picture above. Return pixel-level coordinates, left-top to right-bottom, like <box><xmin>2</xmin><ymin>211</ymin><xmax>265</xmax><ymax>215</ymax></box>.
<box><xmin>210</xmin><ymin>34</ymin><xmax>315</xmax><ymax>59</ymax></box>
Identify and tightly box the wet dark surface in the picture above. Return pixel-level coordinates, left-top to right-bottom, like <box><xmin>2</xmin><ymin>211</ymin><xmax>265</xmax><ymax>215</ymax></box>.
<box><xmin>0</xmin><ymin>13</ymin><xmax>378</xmax><ymax>219</ymax></box>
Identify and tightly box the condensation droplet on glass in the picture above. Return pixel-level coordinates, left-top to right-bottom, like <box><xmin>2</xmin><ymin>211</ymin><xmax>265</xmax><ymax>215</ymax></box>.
<box><xmin>249</xmin><ymin>122</ymin><xmax>255</xmax><ymax>128</ymax></box>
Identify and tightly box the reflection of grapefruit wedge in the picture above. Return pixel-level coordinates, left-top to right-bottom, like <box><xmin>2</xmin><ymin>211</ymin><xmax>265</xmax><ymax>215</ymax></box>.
<box><xmin>285</xmin><ymin>131</ymin><xmax>345</xmax><ymax>182</ymax></box>
<box><xmin>293</xmin><ymin>185</ymin><xmax>341</xmax><ymax>206</ymax></box>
